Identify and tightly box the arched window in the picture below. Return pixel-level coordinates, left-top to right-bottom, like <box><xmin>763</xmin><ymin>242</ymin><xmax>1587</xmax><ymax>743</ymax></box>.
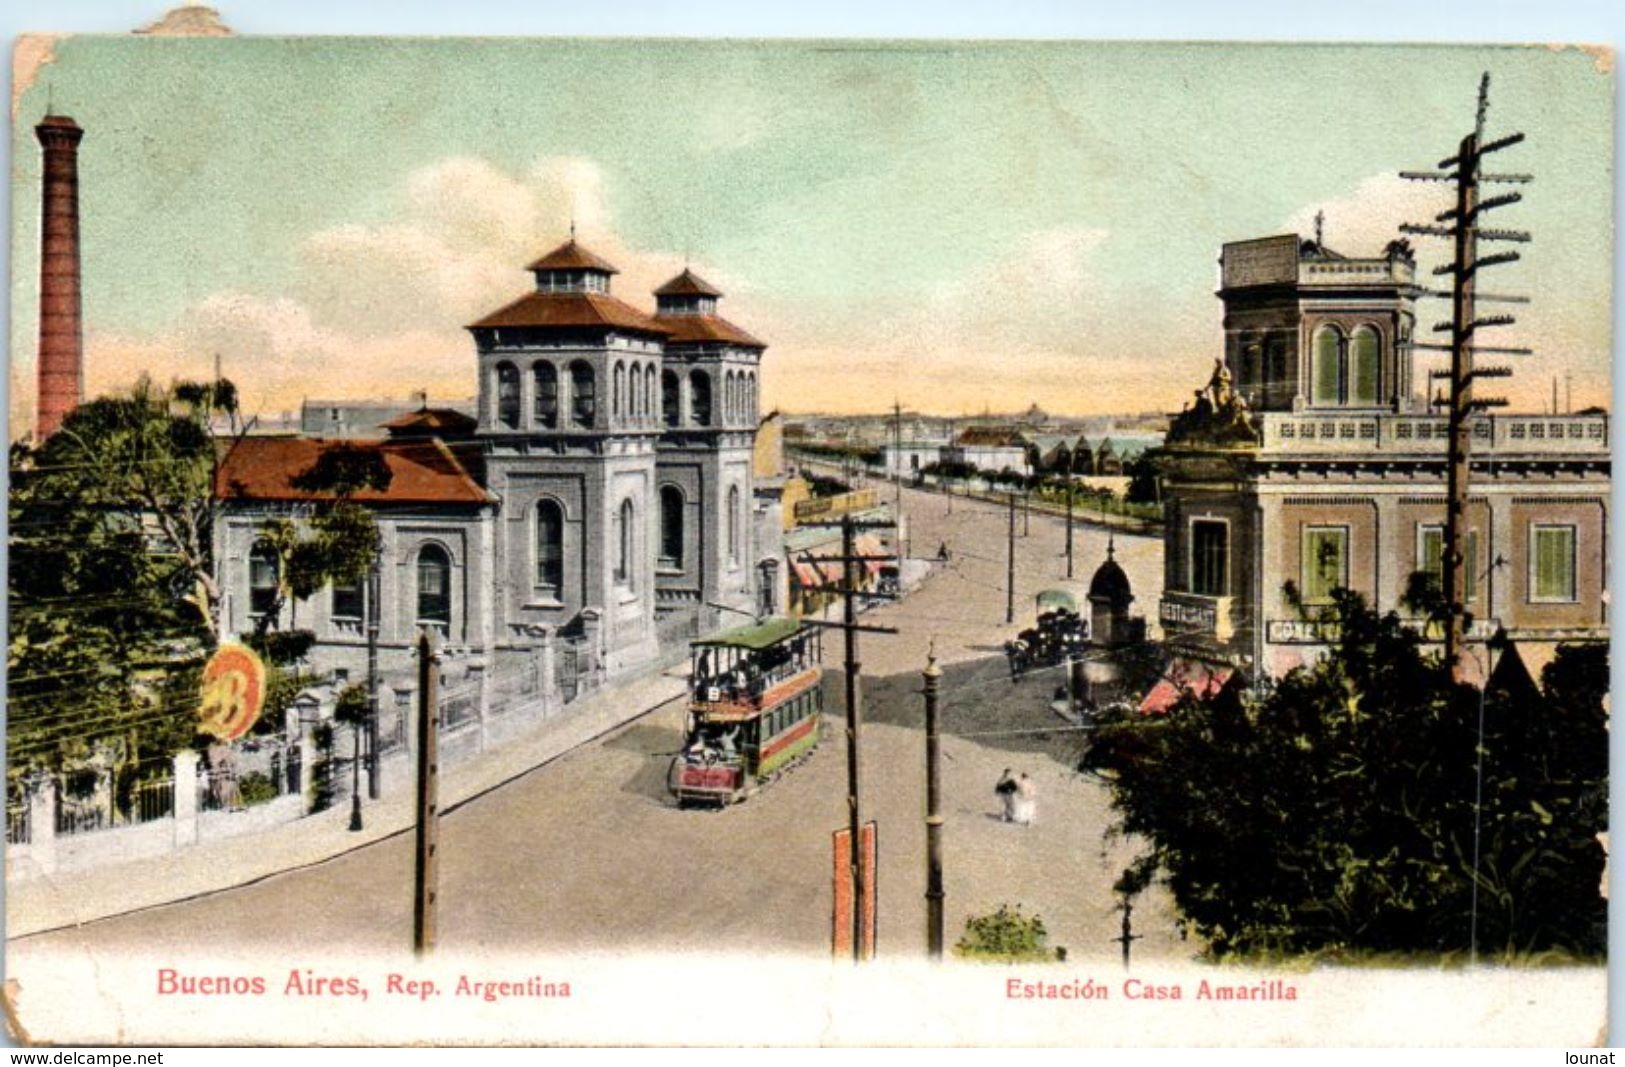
<box><xmin>1311</xmin><ymin>326</ymin><xmax>1342</xmax><ymax>406</ymax></box>
<box><xmin>613</xmin><ymin>361</ymin><xmax>625</xmax><ymax>419</ymax></box>
<box><xmin>249</xmin><ymin>541</ymin><xmax>279</xmax><ymax>619</ymax></box>
<box><xmin>416</xmin><ymin>544</ymin><xmax>452</xmax><ymax>628</ymax></box>
<box><xmin>535</xmin><ymin>499</ymin><xmax>564</xmax><ymax>596</ymax></box>
<box><xmin>533</xmin><ymin>362</ymin><xmax>558</xmax><ymax>428</ymax></box>
<box><xmin>662</xmin><ymin>370</ymin><xmax>680</xmax><ymax>428</ymax></box>
<box><xmin>630</xmin><ymin>363</ymin><xmax>643</xmax><ymax>420</ymax></box>
<box><xmin>1350</xmin><ymin>326</ymin><xmax>1380</xmax><ymax>406</ymax></box>
<box><xmin>690</xmin><ymin>370</ymin><xmax>712</xmax><ymax>427</ymax></box>
<box><xmin>645</xmin><ymin>364</ymin><xmax>658</xmax><ymax>423</ymax></box>
<box><xmin>496</xmin><ymin>362</ymin><xmax>520</xmax><ymax>429</ymax></box>
<box><xmin>659</xmin><ymin>486</ymin><xmax>684</xmax><ymax>568</ymax></box>
<box><xmin>727</xmin><ymin>485</ymin><xmax>741</xmax><ymax>566</ymax></box>
<box><xmin>614</xmin><ymin>498</ymin><xmax>636</xmax><ymax>587</ymax></box>
<box><xmin>570</xmin><ymin>361</ymin><xmax>596</xmax><ymax>428</ymax></box>
<box><xmin>747</xmin><ymin>372</ymin><xmax>757</xmax><ymax>422</ymax></box>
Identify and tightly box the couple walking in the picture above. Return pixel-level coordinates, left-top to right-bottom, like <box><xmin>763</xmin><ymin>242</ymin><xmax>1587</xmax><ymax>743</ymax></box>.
<box><xmin>995</xmin><ymin>768</ymin><xmax>1037</xmax><ymax>826</ymax></box>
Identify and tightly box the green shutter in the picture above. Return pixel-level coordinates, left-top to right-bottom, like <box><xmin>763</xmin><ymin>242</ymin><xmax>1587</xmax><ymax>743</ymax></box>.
<box><xmin>1534</xmin><ymin>527</ymin><xmax>1575</xmax><ymax>601</ymax></box>
<box><xmin>1313</xmin><ymin>329</ymin><xmax>1342</xmax><ymax>406</ymax></box>
<box><xmin>1350</xmin><ymin>328</ymin><xmax>1380</xmax><ymax>405</ymax></box>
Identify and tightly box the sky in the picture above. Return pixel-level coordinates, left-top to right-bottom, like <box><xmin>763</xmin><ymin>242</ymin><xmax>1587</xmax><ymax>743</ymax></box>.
<box><xmin>7</xmin><ymin>35</ymin><xmax>1614</xmax><ymax>434</ymax></box>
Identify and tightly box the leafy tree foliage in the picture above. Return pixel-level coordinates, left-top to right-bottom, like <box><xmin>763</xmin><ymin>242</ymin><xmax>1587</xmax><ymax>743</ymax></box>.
<box><xmin>8</xmin><ymin>378</ymin><xmax>236</xmax><ymax>773</ymax></box>
<box><xmin>1085</xmin><ymin>589</ymin><xmax>1607</xmax><ymax>960</ymax></box>
<box><xmin>246</xmin><ymin>444</ymin><xmax>390</xmax><ymax>638</ymax></box>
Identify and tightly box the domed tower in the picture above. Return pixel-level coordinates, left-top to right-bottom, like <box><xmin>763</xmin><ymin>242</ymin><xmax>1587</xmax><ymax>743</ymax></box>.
<box><xmin>1088</xmin><ymin>538</ymin><xmax>1135</xmax><ymax>648</ymax></box>
<box><xmin>466</xmin><ymin>236</ymin><xmax>669</xmax><ymax>677</ymax></box>
<box><xmin>652</xmin><ymin>267</ymin><xmax>767</xmax><ymax>625</ymax></box>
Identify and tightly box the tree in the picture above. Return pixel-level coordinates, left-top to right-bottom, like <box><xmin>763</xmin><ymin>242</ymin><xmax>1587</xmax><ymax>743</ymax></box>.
<box><xmin>246</xmin><ymin>443</ymin><xmax>392</xmax><ymax>638</ymax></box>
<box><xmin>7</xmin><ymin>377</ymin><xmax>237</xmax><ymax>773</ymax></box>
<box><xmin>1085</xmin><ymin>589</ymin><xmax>1607</xmax><ymax>960</ymax></box>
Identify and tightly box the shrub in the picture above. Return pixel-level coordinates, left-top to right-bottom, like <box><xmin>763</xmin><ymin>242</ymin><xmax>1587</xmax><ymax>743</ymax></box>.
<box><xmin>953</xmin><ymin>905</ymin><xmax>1060</xmax><ymax>962</ymax></box>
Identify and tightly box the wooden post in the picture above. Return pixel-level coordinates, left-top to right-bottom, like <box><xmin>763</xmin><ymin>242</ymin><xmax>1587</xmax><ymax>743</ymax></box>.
<box><xmin>413</xmin><ymin>630</ymin><xmax>440</xmax><ymax>956</ymax></box>
<box><xmin>841</xmin><ymin>512</ymin><xmax>865</xmax><ymax>962</ymax></box>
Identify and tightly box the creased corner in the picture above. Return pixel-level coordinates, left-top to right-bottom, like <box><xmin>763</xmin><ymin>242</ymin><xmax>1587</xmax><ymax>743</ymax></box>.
<box><xmin>133</xmin><ymin>4</ymin><xmax>235</xmax><ymax>38</ymax></box>
<box><xmin>13</xmin><ymin>34</ymin><xmax>67</xmax><ymax>122</ymax></box>
<box><xmin>3</xmin><ymin>978</ymin><xmax>35</xmax><ymax>1047</ymax></box>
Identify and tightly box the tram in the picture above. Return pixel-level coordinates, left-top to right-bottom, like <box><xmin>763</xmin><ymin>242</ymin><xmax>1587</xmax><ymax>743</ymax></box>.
<box><xmin>669</xmin><ymin>617</ymin><xmax>825</xmax><ymax>807</ymax></box>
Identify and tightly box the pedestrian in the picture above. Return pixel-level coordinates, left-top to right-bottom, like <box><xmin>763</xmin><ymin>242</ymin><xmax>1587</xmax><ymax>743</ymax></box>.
<box><xmin>1012</xmin><ymin>772</ymin><xmax>1037</xmax><ymax>826</ymax></box>
<box><xmin>994</xmin><ymin>768</ymin><xmax>1017</xmax><ymax>822</ymax></box>
<box><xmin>937</xmin><ymin>540</ymin><xmax>950</xmax><ymax>562</ymax></box>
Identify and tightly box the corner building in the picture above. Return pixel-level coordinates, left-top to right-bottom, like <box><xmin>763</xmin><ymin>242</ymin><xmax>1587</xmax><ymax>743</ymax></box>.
<box><xmin>1157</xmin><ymin>233</ymin><xmax>1609</xmax><ymax>680</ymax></box>
<box><xmin>217</xmin><ymin>238</ymin><xmax>769</xmax><ymax>696</ymax></box>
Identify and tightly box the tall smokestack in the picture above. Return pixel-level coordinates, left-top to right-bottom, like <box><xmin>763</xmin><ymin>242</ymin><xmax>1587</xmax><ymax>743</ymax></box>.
<box><xmin>35</xmin><ymin>113</ymin><xmax>85</xmax><ymax>441</ymax></box>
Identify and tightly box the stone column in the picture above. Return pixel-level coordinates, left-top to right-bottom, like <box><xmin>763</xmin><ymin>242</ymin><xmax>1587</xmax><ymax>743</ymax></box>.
<box><xmin>172</xmin><ymin>750</ymin><xmax>200</xmax><ymax>847</ymax></box>
<box><xmin>27</xmin><ymin>772</ymin><xmax>57</xmax><ymax>875</ymax></box>
<box><xmin>580</xmin><ymin>607</ymin><xmax>604</xmax><ymax>689</ymax></box>
<box><xmin>537</xmin><ymin>624</ymin><xmax>558</xmax><ymax>709</ymax></box>
<box><xmin>469</xmin><ymin>661</ymin><xmax>489</xmax><ymax>751</ymax></box>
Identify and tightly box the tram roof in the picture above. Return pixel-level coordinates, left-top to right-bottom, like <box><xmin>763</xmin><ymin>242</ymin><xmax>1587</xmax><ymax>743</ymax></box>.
<box><xmin>692</xmin><ymin>616</ymin><xmax>805</xmax><ymax>651</ymax></box>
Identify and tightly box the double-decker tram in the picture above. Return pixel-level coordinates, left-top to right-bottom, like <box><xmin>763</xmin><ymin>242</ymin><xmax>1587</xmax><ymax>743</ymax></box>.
<box><xmin>670</xmin><ymin>617</ymin><xmax>825</xmax><ymax>807</ymax></box>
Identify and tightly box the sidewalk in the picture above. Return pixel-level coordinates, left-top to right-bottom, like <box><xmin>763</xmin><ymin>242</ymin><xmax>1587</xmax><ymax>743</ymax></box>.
<box><xmin>5</xmin><ymin>667</ymin><xmax>687</xmax><ymax>940</ymax></box>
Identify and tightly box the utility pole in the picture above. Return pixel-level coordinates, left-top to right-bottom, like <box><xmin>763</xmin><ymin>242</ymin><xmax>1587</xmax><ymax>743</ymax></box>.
<box><xmin>797</xmin><ymin>513</ymin><xmax>899</xmax><ymax>962</ymax></box>
<box><xmin>413</xmin><ymin>629</ymin><xmax>440</xmax><ymax>956</ymax></box>
<box><xmin>840</xmin><ymin>513</ymin><xmax>864</xmax><ymax>962</ymax></box>
<box><xmin>922</xmin><ymin>644</ymin><xmax>944</xmax><ymax>960</ymax></box>
<box><xmin>1064</xmin><ymin>447</ymin><xmax>1075</xmax><ymax>580</ymax></box>
<box><xmin>1113</xmin><ymin>898</ymin><xmax>1142</xmax><ymax>969</ymax></box>
<box><xmin>1005</xmin><ymin>492</ymin><xmax>1017</xmax><ymax>625</ymax></box>
<box><xmin>1401</xmin><ymin>73</ymin><xmax>1530</xmax><ymax>685</ymax></box>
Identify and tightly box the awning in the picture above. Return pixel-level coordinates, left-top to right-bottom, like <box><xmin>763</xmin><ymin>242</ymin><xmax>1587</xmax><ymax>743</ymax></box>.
<box><xmin>790</xmin><ymin>558</ymin><xmax>823</xmax><ymax>589</ymax></box>
<box><xmin>854</xmin><ymin>535</ymin><xmax>888</xmax><ymax>578</ymax></box>
<box><xmin>1138</xmin><ymin>658</ymin><xmax>1236</xmax><ymax>716</ymax></box>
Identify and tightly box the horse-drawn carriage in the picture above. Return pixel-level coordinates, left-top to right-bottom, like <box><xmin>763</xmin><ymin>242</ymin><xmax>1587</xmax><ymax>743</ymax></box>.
<box><xmin>669</xmin><ymin>617</ymin><xmax>825</xmax><ymax>807</ymax></box>
<box><xmin>1004</xmin><ymin>589</ymin><xmax>1088</xmax><ymax>679</ymax></box>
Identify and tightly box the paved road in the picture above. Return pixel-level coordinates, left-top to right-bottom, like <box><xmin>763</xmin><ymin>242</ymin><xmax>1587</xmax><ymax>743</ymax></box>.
<box><xmin>11</xmin><ymin>483</ymin><xmax>1182</xmax><ymax>963</ymax></box>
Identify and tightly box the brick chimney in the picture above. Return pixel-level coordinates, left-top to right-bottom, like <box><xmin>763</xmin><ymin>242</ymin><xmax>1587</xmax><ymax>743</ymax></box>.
<box><xmin>35</xmin><ymin>113</ymin><xmax>84</xmax><ymax>441</ymax></box>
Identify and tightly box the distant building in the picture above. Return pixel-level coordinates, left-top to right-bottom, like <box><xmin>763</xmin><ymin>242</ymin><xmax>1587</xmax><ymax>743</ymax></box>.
<box><xmin>300</xmin><ymin>398</ymin><xmax>475</xmax><ymax>439</ymax></box>
<box><xmin>943</xmin><ymin>426</ymin><xmax>1032</xmax><ymax>476</ymax></box>
<box><xmin>1156</xmin><ymin>232</ymin><xmax>1609</xmax><ymax>680</ymax></box>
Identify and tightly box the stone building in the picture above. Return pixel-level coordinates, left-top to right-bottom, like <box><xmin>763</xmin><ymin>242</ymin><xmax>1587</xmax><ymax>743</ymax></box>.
<box><xmin>1156</xmin><ymin>232</ymin><xmax>1610</xmax><ymax>680</ymax></box>
<box><xmin>215</xmin><ymin>238</ymin><xmax>773</xmax><ymax>693</ymax></box>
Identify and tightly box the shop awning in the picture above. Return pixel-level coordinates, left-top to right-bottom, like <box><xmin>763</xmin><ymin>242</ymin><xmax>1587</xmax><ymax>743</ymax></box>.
<box><xmin>1138</xmin><ymin>659</ymin><xmax>1236</xmax><ymax>716</ymax></box>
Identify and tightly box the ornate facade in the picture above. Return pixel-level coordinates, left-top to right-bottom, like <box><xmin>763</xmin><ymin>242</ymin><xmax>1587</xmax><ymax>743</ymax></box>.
<box><xmin>1157</xmin><ymin>233</ymin><xmax>1610</xmax><ymax>679</ymax></box>
<box><xmin>216</xmin><ymin>239</ymin><xmax>771</xmax><ymax>693</ymax></box>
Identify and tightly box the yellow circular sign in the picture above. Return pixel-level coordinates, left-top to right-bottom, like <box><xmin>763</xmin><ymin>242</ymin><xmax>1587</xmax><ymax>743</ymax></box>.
<box><xmin>198</xmin><ymin>644</ymin><xmax>267</xmax><ymax>741</ymax></box>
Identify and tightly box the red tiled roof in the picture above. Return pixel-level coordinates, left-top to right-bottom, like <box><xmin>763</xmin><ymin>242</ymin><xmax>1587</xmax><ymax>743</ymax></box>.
<box><xmin>655</xmin><ymin>313</ymin><xmax>765</xmax><ymax>348</ymax></box>
<box><xmin>468</xmin><ymin>291</ymin><xmax>671</xmax><ymax>335</ymax></box>
<box><xmin>382</xmin><ymin>408</ymin><xmax>478</xmax><ymax>436</ymax></box>
<box><xmin>215</xmin><ymin>437</ymin><xmax>492</xmax><ymax>505</ymax></box>
<box><xmin>654</xmin><ymin>269</ymin><xmax>723</xmax><ymax>297</ymax></box>
<box><xmin>525</xmin><ymin>239</ymin><xmax>619</xmax><ymax>274</ymax></box>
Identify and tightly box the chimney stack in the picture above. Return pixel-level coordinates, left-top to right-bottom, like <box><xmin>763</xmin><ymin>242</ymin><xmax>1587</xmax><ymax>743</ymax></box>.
<box><xmin>35</xmin><ymin>113</ymin><xmax>85</xmax><ymax>441</ymax></box>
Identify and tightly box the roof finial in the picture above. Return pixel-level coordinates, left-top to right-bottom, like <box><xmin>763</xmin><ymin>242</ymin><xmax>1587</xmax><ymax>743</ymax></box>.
<box><xmin>1313</xmin><ymin>209</ymin><xmax>1325</xmax><ymax>250</ymax></box>
<box><xmin>1107</xmin><ymin>534</ymin><xmax>1116</xmax><ymax>561</ymax></box>
<box><xmin>570</xmin><ymin>215</ymin><xmax>576</xmax><ymax>241</ymax></box>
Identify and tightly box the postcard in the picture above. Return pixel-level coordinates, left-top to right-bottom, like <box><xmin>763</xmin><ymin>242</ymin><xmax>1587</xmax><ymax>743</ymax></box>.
<box><xmin>3</xmin><ymin>10</ymin><xmax>1613</xmax><ymax>1046</ymax></box>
